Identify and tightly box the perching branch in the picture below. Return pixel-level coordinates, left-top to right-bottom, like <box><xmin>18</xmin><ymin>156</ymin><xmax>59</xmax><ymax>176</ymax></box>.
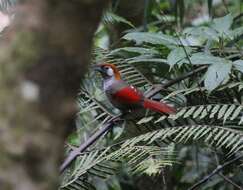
<box><xmin>60</xmin><ymin>115</ymin><xmax>122</xmax><ymax>172</ymax></box>
<box><xmin>188</xmin><ymin>155</ymin><xmax>243</xmax><ymax>190</ymax></box>
<box><xmin>145</xmin><ymin>65</ymin><xmax>207</xmax><ymax>98</ymax></box>
<box><xmin>60</xmin><ymin>65</ymin><xmax>208</xmax><ymax>172</ymax></box>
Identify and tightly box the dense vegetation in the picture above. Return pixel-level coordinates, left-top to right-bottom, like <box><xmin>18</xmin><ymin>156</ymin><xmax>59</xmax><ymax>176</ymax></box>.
<box><xmin>60</xmin><ymin>1</ymin><xmax>243</xmax><ymax>190</ymax></box>
<box><xmin>1</xmin><ymin>0</ymin><xmax>242</xmax><ymax>190</ymax></box>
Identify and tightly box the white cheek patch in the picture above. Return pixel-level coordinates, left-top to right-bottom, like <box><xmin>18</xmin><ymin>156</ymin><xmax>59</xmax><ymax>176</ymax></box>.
<box><xmin>107</xmin><ymin>68</ymin><xmax>114</xmax><ymax>76</ymax></box>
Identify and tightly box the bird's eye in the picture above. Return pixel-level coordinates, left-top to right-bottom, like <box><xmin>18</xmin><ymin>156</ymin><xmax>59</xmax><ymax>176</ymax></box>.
<box><xmin>104</xmin><ymin>67</ymin><xmax>109</xmax><ymax>70</ymax></box>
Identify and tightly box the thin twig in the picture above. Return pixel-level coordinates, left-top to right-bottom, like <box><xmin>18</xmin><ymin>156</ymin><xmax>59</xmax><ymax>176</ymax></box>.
<box><xmin>145</xmin><ymin>66</ymin><xmax>207</xmax><ymax>98</ymax></box>
<box><xmin>233</xmin><ymin>13</ymin><xmax>243</xmax><ymax>23</ymax></box>
<box><xmin>214</xmin><ymin>151</ymin><xmax>243</xmax><ymax>190</ymax></box>
<box><xmin>188</xmin><ymin>155</ymin><xmax>243</xmax><ymax>190</ymax></box>
<box><xmin>218</xmin><ymin>173</ymin><xmax>243</xmax><ymax>190</ymax></box>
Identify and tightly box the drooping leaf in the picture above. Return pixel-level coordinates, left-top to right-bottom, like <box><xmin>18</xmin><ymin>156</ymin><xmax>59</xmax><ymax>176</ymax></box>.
<box><xmin>126</xmin><ymin>55</ymin><xmax>167</xmax><ymax>64</ymax></box>
<box><xmin>204</xmin><ymin>62</ymin><xmax>232</xmax><ymax>91</ymax></box>
<box><xmin>184</xmin><ymin>26</ymin><xmax>219</xmax><ymax>43</ymax></box>
<box><xmin>211</xmin><ymin>14</ymin><xmax>233</xmax><ymax>35</ymax></box>
<box><xmin>109</xmin><ymin>47</ymin><xmax>159</xmax><ymax>56</ymax></box>
<box><xmin>167</xmin><ymin>47</ymin><xmax>191</xmax><ymax>67</ymax></box>
<box><xmin>233</xmin><ymin>60</ymin><xmax>243</xmax><ymax>73</ymax></box>
<box><xmin>123</xmin><ymin>32</ymin><xmax>179</xmax><ymax>47</ymax></box>
<box><xmin>191</xmin><ymin>53</ymin><xmax>229</xmax><ymax>65</ymax></box>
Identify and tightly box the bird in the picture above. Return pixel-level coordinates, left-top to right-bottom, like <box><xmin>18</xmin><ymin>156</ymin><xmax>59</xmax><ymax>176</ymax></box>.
<box><xmin>94</xmin><ymin>63</ymin><xmax>176</xmax><ymax>115</ymax></box>
<box><xmin>60</xmin><ymin>63</ymin><xmax>176</xmax><ymax>173</ymax></box>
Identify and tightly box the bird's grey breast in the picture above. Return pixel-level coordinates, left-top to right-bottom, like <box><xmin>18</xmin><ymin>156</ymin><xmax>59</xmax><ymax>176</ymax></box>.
<box><xmin>103</xmin><ymin>78</ymin><xmax>126</xmax><ymax>94</ymax></box>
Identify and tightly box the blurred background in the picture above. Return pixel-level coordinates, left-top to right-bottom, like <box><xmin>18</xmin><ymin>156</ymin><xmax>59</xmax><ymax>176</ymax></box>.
<box><xmin>1</xmin><ymin>0</ymin><xmax>243</xmax><ymax>190</ymax></box>
<box><xmin>61</xmin><ymin>1</ymin><xmax>243</xmax><ymax>190</ymax></box>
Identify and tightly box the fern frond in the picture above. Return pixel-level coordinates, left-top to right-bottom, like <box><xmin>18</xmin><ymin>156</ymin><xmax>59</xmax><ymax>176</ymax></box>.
<box><xmin>137</xmin><ymin>104</ymin><xmax>243</xmax><ymax>126</ymax></box>
<box><xmin>169</xmin><ymin>104</ymin><xmax>243</xmax><ymax>124</ymax></box>
<box><xmin>60</xmin><ymin>145</ymin><xmax>174</xmax><ymax>190</ymax></box>
<box><xmin>102</xmin><ymin>11</ymin><xmax>134</xmax><ymax>27</ymax></box>
<box><xmin>79</xmin><ymin>89</ymin><xmax>116</xmax><ymax>124</ymax></box>
<box><xmin>124</xmin><ymin>125</ymin><xmax>243</xmax><ymax>154</ymax></box>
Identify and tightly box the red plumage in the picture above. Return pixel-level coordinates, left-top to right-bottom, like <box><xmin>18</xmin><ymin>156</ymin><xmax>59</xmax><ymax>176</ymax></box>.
<box><xmin>111</xmin><ymin>86</ymin><xmax>175</xmax><ymax>114</ymax></box>
<box><xmin>143</xmin><ymin>99</ymin><xmax>175</xmax><ymax>114</ymax></box>
<box><xmin>112</xmin><ymin>86</ymin><xmax>142</xmax><ymax>104</ymax></box>
<box><xmin>94</xmin><ymin>63</ymin><xmax>176</xmax><ymax>115</ymax></box>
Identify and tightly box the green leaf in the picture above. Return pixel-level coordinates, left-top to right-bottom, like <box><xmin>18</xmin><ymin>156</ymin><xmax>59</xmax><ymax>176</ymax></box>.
<box><xmin>167</xmin><ymin>47</ymin><xmax>191</xmax><ymax>67</ymax></box>
<box><xmin>191</xmin><ymin>53</ymin><xmax>229</xmax><ymax>65</ymax></box>
<box><xmin>211</xmin><ymin>14</ymin><xmax>233</xmax><ymax>35</ymax></box>
<box><xmin>204</xmin><ymin>62</ymin><xmax>232</xmax><ymax>91</ymax></box>
<box><xmin>184</xmin><ymin>27</ymin><xmax>219</xmax><ymax>42</ymax></box>
<box><xmin>67</xmin><ymin>132</ymin><xmax>81</xmax><ymax>146</ymax></box>
<box><xmin>127</xmin><ymin>55</ymin><xmax>167</xmax><ymax>64</ymax></box>
<box><xmin>137</xmin><ymin>116</ymin><xmax>154</xmax><ymax>124</ymax></box>
<box><xmin>123</xmin><ymin>32</ymin><xmax>179</xmax><ymax>47</ymax></box>
<box><xmin>223</xmin><ymin>104</ymin><xmax>236</xmax><ymax>123</ymax></box>
<box><xmin>231</xmin><ymin>26</ymin><xmax>243</xmax><ymax>38</ymax></box>
<box><xmin>230</xmin><ymin>106</ymin><xmax>242</xmax><ymax>120</ymax></box>
<box><xmin>193</xmin><ymin>106</ymin><xmax>204</xmax><ymax>118</ymax></box>
<box><xmin>109</xmin><ymin>47</ymin><xmax>159</xmax><ymax>55</ymax></box>
<box><xmin>103</xmin><ymin>12</ymin><xmax>134</xmax><ymax>27</ymax></box>
<box><xmin>233</xmin><ymin>60</ymin><xmax>243</xmax><ymax>73</ymax></box>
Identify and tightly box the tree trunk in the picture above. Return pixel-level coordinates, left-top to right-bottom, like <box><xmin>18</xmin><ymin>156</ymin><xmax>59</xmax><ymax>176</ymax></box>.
<box><xmin>108</xmin><ymin>0</ymin><xmax>145</xmax><ymax>47</ymax></box>
<box><xmin>0</xmin><ymin>1</ymin><xmax>107</xmax><ymax>189</ymax></box>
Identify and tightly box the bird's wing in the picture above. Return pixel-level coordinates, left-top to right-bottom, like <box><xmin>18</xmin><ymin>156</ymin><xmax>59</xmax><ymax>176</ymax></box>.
<box><xmin>112</xmin><ymin>85</ymin><xmax>143</xmax><ymax>104</ymax></box>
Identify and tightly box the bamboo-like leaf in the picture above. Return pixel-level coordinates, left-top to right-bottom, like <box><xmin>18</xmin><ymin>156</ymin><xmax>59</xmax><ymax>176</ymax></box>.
<box><xmin>217</xmin><ymin>105</ymin><xmax>229</xmax><ymax>119</ymax></box>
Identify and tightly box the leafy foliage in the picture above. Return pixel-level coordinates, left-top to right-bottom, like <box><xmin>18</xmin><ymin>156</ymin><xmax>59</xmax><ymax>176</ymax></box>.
<box><xmin>61</xmin><ymin>144</ymin><xmax>174</xmax><ymax>189</ymax></box>
<box><xmin>61</xmin><ymin>1</ymin><xmax>243</xmax><ymax>190</ymax></box>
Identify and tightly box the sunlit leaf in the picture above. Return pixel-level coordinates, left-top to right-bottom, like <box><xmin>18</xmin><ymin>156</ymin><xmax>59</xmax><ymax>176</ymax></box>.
<box><xmin>190</xmin><ymin>53</ymin><xmax>229</xmax><ymax>65</ymax></box>
<box><xmin>233</xmin><ymin>60</ymin><xmax>243</xmax><ymax>73</ymax></box>
<box><xmin>123</xmin><ymin>32</ymin><xmax>179</xmax><ymax>47</ymax></box>
<box><xmin>167</xmin><ymin>47</ymin><xmax>191</xmax><ymax>67</ymax></box>
<box><xmin>204</xmin><ymin>62</ymin><xmax>232</xmax><ymax>91</ymax></box>
<box><xmin>211</xmin><ymin>14</ymin><xmax>233</xmax><ymax>35</ymax></box>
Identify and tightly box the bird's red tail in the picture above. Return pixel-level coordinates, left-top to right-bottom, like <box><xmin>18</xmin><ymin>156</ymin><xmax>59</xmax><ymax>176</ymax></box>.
<box><xmin>143</xmin><ymin>99</ymin><xmax>176</xmax><ymax>114</ymax></box>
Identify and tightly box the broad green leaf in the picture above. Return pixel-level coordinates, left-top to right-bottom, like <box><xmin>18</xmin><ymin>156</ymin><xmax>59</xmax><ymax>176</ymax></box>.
<box><xmin>191</xmin><ymin>53</ymin><xmax>229</xmax><ymax>65</ymax></box>
<box><xmin>184</xmin><ymin>26</ymin><xmax>219</xmax><ymax>42</ymax></box>
<box><xmin>204</xmin><ymin>62</ymin><xmax>232</xmax><ymax>91</ymax></box>
<box><xmin>211</xmin><ymin>14</ymin><xmax>233</xmax><ymax>35</ymax></box>
<box><xmin>123</xmin><ymin>32</ymin><xmax>179</xmax><ymax>47</ymax></box>
<box><xmin>233</xmin><ymin>60</ymin><xmax>243</xmax><ymax>73</ymax></box>
<box><xmin>167</xmin><ymin>47</ymin><xmax>191</xmax><ymax>67</ymax></box>
<box><xmin>109</xmin><ymin>47</ymin><xmax>159</xmax><ymax>55</ymax></box>
<box><xmin>127</xmin><ymin>55</ymin><xmax>167</xmax><ymax>64</ymax></box>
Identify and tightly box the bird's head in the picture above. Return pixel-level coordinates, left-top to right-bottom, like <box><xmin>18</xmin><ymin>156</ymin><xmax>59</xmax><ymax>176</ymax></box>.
<box><xmin>93</xmin><ymin>63</ymin><xmax>121</xmax><ymax>80</ymax></box>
